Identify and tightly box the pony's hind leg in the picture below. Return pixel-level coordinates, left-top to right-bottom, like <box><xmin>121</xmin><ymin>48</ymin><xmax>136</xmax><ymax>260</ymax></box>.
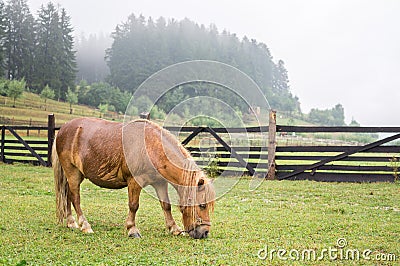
<box><xmin>153</xmin><ymin>181</ymin><xmax>182</xmax><ymax>236</ymax></box>
<box><xmin>126</xmin><ymin>178</ymin><xmax>142</xmax><ymax>238</ymax></box>
<box><xmin>66</xmin><ymin>193</ymin><xmax>79</xmax><ymax>229</ymax></box>
<box><xmin>64</xmin><ymin>167</ymin><xmax>93</xmax><ymax>233</ymax></box>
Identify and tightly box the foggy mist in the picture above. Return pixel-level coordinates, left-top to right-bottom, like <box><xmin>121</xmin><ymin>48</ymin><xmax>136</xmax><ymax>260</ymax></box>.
<box><xmin>27</xmin><ymin>0</ymin><xmax>400</xmax><ymax>126</ymax></box>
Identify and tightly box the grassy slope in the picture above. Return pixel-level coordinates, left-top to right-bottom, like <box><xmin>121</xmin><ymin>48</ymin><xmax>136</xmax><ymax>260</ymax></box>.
<box><xmin>0</xmin><ymin>163</ymin><xmax>399</xmax><ymax>265</ymax></box>
<box><xmin>0</xmin><ymin>92</ymin><xmax>123</xmax><ymax>126</ymax></box>
<box><xmin>0</xmin><ymin>92</ymin><xmax>314</xmax><ymax>127</ymax></box>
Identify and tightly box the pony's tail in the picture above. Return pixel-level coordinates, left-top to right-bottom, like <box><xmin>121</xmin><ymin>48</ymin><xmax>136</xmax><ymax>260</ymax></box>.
<box><xmin>52</xmin><ymin>138</ymin><xmax>68</xmax><ymax>224</ymax></box>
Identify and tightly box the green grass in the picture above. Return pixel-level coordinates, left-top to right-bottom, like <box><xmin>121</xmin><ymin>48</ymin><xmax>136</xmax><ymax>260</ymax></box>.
<box><xmin>1</xmin><ymin>92</ymin><xmax>316</xmax><ymax>128</ymax></box>
<box><xmin>0</xmin><ymin>163</ymin><xmax>399</xmax><ymax>265</ymax></box>
<box><xmin>0</xmin><ymin>92</ymin><xmax>124</xmax><ymax>127</ymax></box>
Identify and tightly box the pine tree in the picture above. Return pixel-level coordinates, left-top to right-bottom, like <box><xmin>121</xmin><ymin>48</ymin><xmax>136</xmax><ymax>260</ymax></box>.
<box><xmin>0</xmin><ymin>1</ymin><xmax>8</xmax><ymax>76</ymax></box>
<box><xmin>272</xmin><ymin>60</ymin><xmax>289</xmax><ymax>93</ymax></box>
<box><xmin>32</xmin><ymin>4</ymin><xmax>76</xmax><ymax>99</ymax></box>
<box><xmin>34</xmin><ymin>2</ymin><xmax>62</xmax><ymax>96</ymax></box>
<box><xmin>58</xmin><ymin>8</ymin><xmax>76</xmax><ymax>98</ymax></box>
<box><xmin>4</xmin><ymin>0</ymin><xmax>35</xmax><ymax>82</ymax></box>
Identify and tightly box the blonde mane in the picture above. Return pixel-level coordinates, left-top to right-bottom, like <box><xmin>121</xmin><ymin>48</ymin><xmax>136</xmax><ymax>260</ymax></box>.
<box><xmin>131</xmin><ymin>119</ymin><xmax>215</xmax><ymax>208</ymax></box>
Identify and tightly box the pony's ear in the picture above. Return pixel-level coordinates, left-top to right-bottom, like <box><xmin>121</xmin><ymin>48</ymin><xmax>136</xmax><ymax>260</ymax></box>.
<box><xmin>198</xmin><ymin>178</ymin><xmax>205</xmax><ymax>186</ymax></box>
<box><xmin>198</xmin><ymin>178</ymin><xmax>205</xmax><ymax>191</ymax></box>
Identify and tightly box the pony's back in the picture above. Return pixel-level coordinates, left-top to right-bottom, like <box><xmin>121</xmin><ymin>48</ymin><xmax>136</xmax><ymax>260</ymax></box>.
<box><xmin>122</xmin><ymin>119</ymin><xmax>194</xmax><ymax>181</ymax></box>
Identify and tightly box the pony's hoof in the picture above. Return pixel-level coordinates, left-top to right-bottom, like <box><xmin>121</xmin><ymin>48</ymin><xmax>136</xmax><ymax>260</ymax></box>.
<box><xmin>127</xmin><ymin>227</ymin><xmax>141</xmax><ymax>238</ymax></box>
<box><xmin>81</xmin><ymin>221</ymin><xmax>93</xmax><ymax>233</ymax></box>
<box><xmin>172</xmin><ymin>230</ymin><xmax>183</xmax><ymax>236</ymax></box>
<box><xmin>82</xmin><ymin>228</ymin><xmax>94</xmax><ymax>233</ymax></box>
<box><xmin>170</xmin><ymin>226</ymin><xmax>183</xmax><ymax>236</ymax></box>
<box><xmin>128</xmin><ymin>232</ymin><xmax>141</xmax><ymax>238</ymax></box>
<box><xmin>67</xmin><ymin>221</ymin><xmax>79</xmax><ymax>229</ymax></box>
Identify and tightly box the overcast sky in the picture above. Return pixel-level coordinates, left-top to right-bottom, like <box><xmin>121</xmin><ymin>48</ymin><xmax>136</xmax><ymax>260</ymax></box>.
<box><xmin>28</xmin><ymin>0</ymin><xmax>400</xmax><ymax>126</ymax></box>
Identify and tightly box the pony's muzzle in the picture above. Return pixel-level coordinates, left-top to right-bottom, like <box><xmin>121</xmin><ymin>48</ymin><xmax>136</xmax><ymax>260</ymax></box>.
<box><xmin>189</xmin><ymin>225</ymin><xmax>210</xmax><ymax>239</ymax></box>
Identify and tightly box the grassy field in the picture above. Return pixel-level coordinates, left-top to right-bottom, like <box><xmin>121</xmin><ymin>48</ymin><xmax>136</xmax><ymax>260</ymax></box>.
<box><xmin>0</xmin><ymin>163</ymin><xmax>399</xmax><ymax>265</ymax></box>
<box><xmin>0</xmin><ymin>92</ymin><xmax>123</xmax><ymax>127</ymax></box>
<box><xmin>0</xmin><ymin>92</ymin><xmax>312</xmax><ymax>128</ymax></box>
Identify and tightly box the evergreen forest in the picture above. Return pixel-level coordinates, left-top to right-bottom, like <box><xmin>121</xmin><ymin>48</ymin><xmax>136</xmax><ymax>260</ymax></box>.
<box><xmin>0</xmin><ymin>1</ymin><xmax>346</xmax><ymax>126</ymax></box>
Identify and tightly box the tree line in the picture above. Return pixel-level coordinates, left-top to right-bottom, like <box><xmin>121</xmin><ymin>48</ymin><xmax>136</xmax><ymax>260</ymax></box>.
<box><xmin>0</xmin><ymin>2</ymin><xmax>347</xmax><ymax>125</ymax></box>
<box><xmin>0</xmin><ymin>0</ymin><xmax>76</xmax><ymax>100</ymax></box>
<box><xmin>105</xmin><ymin>14</ymin><xmax>301</xmax><ymax>114</ymax></box>
<box><xmin>308</xmin><ymin>104</ymin><xmax>346</xmax><ymax>126</ymax></box>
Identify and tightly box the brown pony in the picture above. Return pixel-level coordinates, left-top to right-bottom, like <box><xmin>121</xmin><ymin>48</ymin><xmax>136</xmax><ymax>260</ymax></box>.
<box><xmin>52</xmin><ymin>118</ymin><xmax>215</xmax><ymax>239</ymax></box>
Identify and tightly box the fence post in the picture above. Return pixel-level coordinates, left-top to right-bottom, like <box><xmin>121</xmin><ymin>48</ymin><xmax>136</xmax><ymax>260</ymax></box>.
<box><xmin>47</xmin><ymin>114</ymin><xmax>55</xmax><ymax>167</ymax></box>
<box><xmin>267</xmin><ymin>110</ymin><xmax>277</xmax><ymax>180</ymax></box>
<box><xmin>1</xmin><ymin>126</ymin><xmax>5</xmax><ymax>163</ymax></box>
<box><xmin>139</xmin><ymin>112</ymin><xmax>150</xmax><ymax>120</ymax></box>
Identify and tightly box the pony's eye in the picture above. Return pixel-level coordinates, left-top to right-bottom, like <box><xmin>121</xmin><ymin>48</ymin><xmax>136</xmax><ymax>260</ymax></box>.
<box><xmin>199</xmin><ymin>204</ymin><xmax>207</xmax><ymax>210</ymax></box>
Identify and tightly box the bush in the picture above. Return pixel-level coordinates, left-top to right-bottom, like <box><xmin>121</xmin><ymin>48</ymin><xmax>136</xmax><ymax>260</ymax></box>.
<box><xmin>150</xmin><ymin>105</ymin><xmax>166</xmax><ymax>120</ymax></box>
<box><xmin>7</xmin><ymin>78</ymin><xmax>26</xmax><ymax>107</ymax></box>
<box><xmin>78</xmin><ymin>82</ymin><xmax>131</xmax><ymax>113</ymax></box>
<box><xmin>0</xmin><ymin>79</ymin><xmax>9</xmax><ymax>96</ymax></box>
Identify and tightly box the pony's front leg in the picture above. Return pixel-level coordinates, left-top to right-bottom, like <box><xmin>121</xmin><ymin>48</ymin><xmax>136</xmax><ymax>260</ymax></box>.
<box><xmin>126</xmin><ymin>178</ymin><xmax>142</xmax><ymax>238</ymax></box>
<box><xmin>153</xmin><ymin>182</ymin><xmax>183</xmax><ymax>236</ymax></box>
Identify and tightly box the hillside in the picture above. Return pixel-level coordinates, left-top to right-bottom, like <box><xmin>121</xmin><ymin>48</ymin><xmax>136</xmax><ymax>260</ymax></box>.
<box><xmin>0</xmin><ymin>92</ymin><xmax>378</xmax><ymax>145</ymax></box>
<box><xmin>1</xmin><ymin>91</ymin><xmax>316</xmax><ymax>129</ymax></box>
<box><xmin>0</xmin><ymin>92</ymin><xmax>123</xmax><ymax>127</ymax></box>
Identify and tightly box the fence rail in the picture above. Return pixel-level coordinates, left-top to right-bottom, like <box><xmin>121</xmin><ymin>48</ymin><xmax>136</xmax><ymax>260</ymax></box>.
<box><xmin>1</xmin><ymin>113</ymin><xmax>400</xmax><ymax>182</ymax></box>
<box><xmin>167</xmin><ymin>111</ymin><xmax>400</xmax><ymax>182</ymax></box>
<box><xmin>1</xmin><ymin>114</ymin><xmax>57</xmax><ymax>166</ymax></box>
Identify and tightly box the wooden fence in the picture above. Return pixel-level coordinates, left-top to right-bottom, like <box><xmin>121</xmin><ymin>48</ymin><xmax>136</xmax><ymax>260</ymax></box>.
<box><xmin>274</xmin><ymin>125</ymin><xmax>400</xmax><ymax>182</ymax></box>
<box><xmin>1</xmin><ymin>114</ymin><xmax>56</xmax><ymax>166</ymax></box>
<box><xmin>1</xmin><ymin>113</ymin><xmax>400</xmax><ymax>182</ymax></box>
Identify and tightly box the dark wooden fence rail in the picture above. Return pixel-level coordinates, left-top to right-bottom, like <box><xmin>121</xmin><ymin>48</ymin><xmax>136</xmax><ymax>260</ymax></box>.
<box><xmin>166</xmin><ymin>114</ymin><xmax>400</xmax><ymax>182</ymax></box>
<box><xmin>1</xmin><ymin>114</ymin><xmax>400</xmax><ymax>182</ymax></box>
<box><xmin>275</xmin><ymin>125</ymin><xmax>400</xmax><ymax>182</ymax></box>
<box><xmin>0</xmin><ymin>114</ymin><xmax>58</xmax><ymax>166</ymax></box>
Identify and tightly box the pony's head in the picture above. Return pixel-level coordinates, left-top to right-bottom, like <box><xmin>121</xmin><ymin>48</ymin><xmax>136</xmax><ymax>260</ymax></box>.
<box><xmin>179</xmin><ymin>169</ymin><xmax>215</xmax><ymax>239</ymax></box>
